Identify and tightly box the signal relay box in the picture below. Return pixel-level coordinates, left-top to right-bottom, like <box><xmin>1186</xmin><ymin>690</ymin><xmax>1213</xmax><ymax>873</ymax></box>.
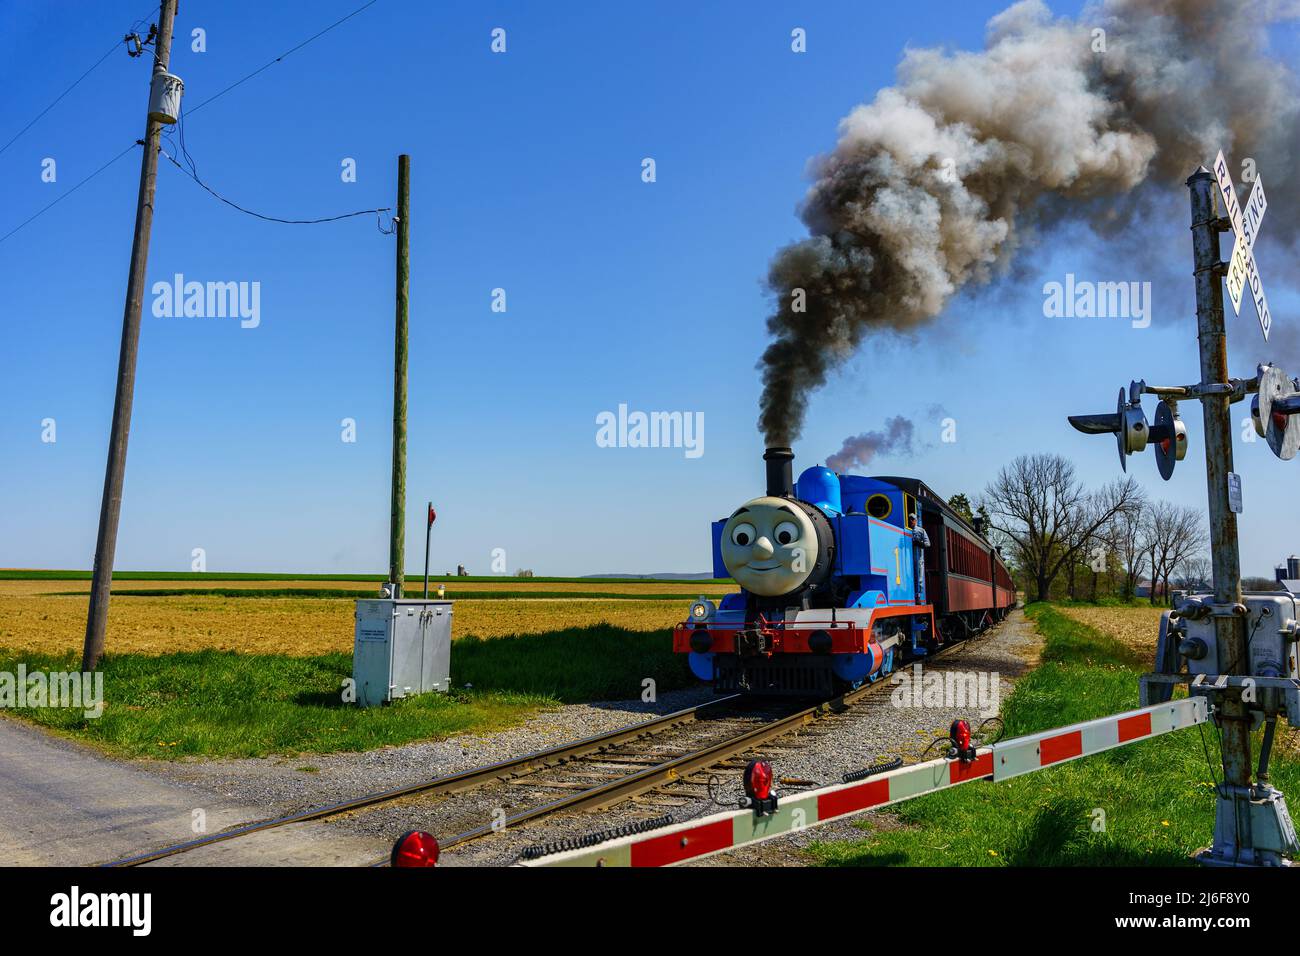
<box><xmin>1149</xmin><ymin>592</ymin><xmax>1300</xmax><ymax>719</ymax></box>
<box><xmin>352</xmin><ymin>599</ymin><xmax>452</xmax><ymax>707</ymax></box>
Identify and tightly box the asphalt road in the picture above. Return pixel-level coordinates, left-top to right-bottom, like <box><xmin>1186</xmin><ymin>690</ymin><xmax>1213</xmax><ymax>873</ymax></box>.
<box><xmin>0</xmin><ymin>716</ymin><xmax>387</xmax><ymax>866</ymax></box>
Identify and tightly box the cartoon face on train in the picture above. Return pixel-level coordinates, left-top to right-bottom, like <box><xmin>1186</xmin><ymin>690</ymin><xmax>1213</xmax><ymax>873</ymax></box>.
<box><xmin>719</xmin><ymin>496</ymin><xmax>818</xmax><ymax>597</ymax></box>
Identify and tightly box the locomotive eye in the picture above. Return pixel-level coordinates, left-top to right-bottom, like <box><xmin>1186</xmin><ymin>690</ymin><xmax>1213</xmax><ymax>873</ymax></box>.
<box><xmin>774</xmin><ymin>521</ymin><xmax>800</xmax><ymax>546</ymax></box>
<box><xmin>731</xmin><ymin>522</ymin><xmax>757</xmax><ymax>547</ymax></box>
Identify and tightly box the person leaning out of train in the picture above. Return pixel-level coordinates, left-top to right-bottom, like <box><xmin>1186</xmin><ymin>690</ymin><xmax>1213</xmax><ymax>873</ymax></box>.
<box><xmin>908</xmin><ymin>513</ymin><xmax>930</xmax><ymax>603</ymax></box>
<box><xmin>908</xmin><ymin>513</ymin><xmax>930</xmax><ymax>548</ymax></box>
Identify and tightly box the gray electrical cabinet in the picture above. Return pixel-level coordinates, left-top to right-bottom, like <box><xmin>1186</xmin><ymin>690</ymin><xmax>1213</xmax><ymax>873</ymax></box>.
<box><xmin>352</xmin><ymin>599</ymin><xmax>453</xmax><ymax>707</ymax></box>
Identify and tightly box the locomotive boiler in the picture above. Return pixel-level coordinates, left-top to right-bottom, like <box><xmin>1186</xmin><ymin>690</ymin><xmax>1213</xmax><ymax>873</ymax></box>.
<box><xmin>674</xmin><ymin>447</ymin><xmax>1016</xmax><ymax>695</ymax></box>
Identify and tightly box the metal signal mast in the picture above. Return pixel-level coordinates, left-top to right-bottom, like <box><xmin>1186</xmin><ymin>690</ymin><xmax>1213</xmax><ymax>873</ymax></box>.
<box><xmin>1068</xmin><ymin>156</ymin><xmax>1300</xmax><ymax>867</ymax></box>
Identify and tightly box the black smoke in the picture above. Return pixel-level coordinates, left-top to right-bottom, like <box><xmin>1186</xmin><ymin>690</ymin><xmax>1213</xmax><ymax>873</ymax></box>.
<box><xmin>759</xmin><ymin>0</ymin><xmax>1300</xmax><ymax>445</ymax></box>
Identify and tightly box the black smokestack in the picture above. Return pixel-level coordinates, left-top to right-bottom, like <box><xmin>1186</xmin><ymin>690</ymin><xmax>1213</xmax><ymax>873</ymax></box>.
<box><xmin>764</xmin><ymin>446</ymin><xmax>794</xmax><ymax>497</ymax></box>
<box><xmin>758</xmin><ymin>0</ymin><xmax>1300</xmax><ymax>445</ymax></box>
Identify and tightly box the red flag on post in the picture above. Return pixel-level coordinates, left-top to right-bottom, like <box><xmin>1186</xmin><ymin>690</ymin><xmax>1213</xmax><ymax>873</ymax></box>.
<box><xmin>428</xmin><ymin>504</ymin><xmax>437</xmax><ymax>527</ymax></box>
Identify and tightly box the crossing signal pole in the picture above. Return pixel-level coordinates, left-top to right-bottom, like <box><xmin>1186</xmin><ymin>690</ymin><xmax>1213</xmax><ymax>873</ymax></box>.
<box><xmin>82</xmin><ymin>0</ymin><xmax>180</xmax><ymax>671</ymax></box>
<box><xmin>1187</xmin><ymin>165</ymin><xmax>1255</xmax><ymax>853</ymax></box>
<box><xmin>1068</xmin><ymin>159</ymin><xmax>1300</xmax><ymax>866</ymax></box>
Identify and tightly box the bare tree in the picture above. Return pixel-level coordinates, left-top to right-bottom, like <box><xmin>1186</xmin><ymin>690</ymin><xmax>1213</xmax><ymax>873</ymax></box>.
<box><xmin>1174</xmin><ymin>555</ymin><xmax>1212</xmax><ymax>592</ymax></box>
<box><xmin>1142</xmin><ymin>503</ymin><xmax>1208</xmax><ymax>605</ymax></box>
<box><xmin>981</xmin><ymin>454</ymin><xmax>1144</xmax><ymax>602</ymax></box>
<box><xmin>1109</xmin><ymin>502</ymin><xmax>1147</xmax><ymax>600</ymax></box>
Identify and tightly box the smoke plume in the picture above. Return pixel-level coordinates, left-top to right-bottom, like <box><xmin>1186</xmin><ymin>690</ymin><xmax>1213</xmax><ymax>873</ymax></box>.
<box><xmin>826</xmin><ymin>415</ymin><xmax>917</xmax><ymax>472</ymax></box>
<box><xmin>759</xmin><ymin>0</ymin><xmax>1300</xmax><ymax>445</ymax></box>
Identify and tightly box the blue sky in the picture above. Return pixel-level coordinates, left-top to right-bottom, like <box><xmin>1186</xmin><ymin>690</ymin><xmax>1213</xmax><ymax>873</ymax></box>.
<box><xmin>1</xmin><ymin>0</ymin><xmax>1296</xmax><ymax>578</ymax></box>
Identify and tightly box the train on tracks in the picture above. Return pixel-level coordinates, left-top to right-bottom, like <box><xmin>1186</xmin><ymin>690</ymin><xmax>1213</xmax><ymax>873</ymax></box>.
<box><xmin>674</xmin><ymin>447</ymin><xmax>1016</xmax><ymax>695</ymax></box>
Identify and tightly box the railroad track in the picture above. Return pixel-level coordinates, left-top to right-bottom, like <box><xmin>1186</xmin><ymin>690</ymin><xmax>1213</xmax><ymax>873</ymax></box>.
<box><xmin>420</xmin><ymin>684</ymin><xmax>877</xmax><ymax>860</ymax></box>
<box><xmin>106</xmin><ymin>622</ymin><xmax>1002</xmax><ymax>867</ymax></box>
<box><xmin>406</xmin><ymin>624</ymin><xmax>1006</xmax><ymax>864</ymax></box>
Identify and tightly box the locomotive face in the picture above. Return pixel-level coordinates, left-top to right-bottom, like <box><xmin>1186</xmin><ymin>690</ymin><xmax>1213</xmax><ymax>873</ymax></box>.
<box><xmin>720</xmin><ymin>496</ymin><xmax>818</xmax><ymax>597</ymax></box>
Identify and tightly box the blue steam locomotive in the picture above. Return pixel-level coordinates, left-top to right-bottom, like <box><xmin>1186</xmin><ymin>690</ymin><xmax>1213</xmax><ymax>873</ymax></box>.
<box><xmin>674</xmin><ymin>448</ymin><xmax>1015</xmax><ymax>695</ymax></box>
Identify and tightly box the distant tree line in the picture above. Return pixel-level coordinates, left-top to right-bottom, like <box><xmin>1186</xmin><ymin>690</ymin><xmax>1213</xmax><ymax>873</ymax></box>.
<box><xmin>969</xmin><ymin>452</ymin><xmax>1226</xmax><ymax>605</ymax></box>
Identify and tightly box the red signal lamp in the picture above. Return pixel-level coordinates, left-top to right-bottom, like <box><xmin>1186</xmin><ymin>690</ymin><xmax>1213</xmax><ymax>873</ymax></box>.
<box><xmin>948</xmin><ymin>719</ymin><xmax>977</xmax><ymax>762</ymax></box>
<box><xmin>391</xmin><ymin>830</ymin><xmax>440</xmax><ymax>867</ymax></box>
<box><xmin>741</xmin><ymin>758</ymin><xmax>778</xmax><ymax>816</ymax></box>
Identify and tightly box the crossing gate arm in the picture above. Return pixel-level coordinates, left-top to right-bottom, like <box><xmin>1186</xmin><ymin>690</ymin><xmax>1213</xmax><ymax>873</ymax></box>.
<box><xmin>519</xmin><ymin>697</ymin><xmax>1208</xmax><ymax>867</ymax></box>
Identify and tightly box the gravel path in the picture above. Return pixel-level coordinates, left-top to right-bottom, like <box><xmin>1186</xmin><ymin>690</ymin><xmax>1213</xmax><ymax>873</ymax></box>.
<box><xmin>137</xmin><ymin>608</ymin><xmax>1040</xmax><ymax>866</ymax></box>
<box><xmin>150</xmin><ymin>685</ymin><xmax>717</xmax><ymax>812</ymax></box>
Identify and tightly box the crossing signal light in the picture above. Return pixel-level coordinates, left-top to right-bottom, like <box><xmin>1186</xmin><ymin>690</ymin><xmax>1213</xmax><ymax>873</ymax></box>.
<box><xmin>1067</xmin><ymin>383</ymin><xmax>1187</xmax><ymax>480</ymax></box>
<box><xmin>1253</xmin><ymin>364</ymin><xmax>1300</xmax><ymax>461</ymax></box>
<box><xmin>741</xmin><ymin>758</ymin><xmax>778</xmax><ymax>816</ymax></box>
<box><xmin>391</xmin><ymin>830</ymin><xmax>440</xmax><ymax>867</ymax></box>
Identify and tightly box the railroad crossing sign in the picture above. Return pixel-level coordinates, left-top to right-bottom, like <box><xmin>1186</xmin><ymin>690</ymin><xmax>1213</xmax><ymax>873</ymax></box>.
<box><xmin>1213</xmin><ymin>150</ymin><xmax>1271</xmax><ymax>340</ymax></box>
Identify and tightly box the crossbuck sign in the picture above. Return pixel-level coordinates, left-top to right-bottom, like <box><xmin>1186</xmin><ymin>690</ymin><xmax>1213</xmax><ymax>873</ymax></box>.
<box><xmin>1213</xmin><ymin>150</ymin><xmax>1271</xmax><ymax>341</ymax></box>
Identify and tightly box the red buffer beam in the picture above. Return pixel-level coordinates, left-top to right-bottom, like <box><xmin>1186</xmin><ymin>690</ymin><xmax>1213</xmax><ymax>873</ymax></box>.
<box><xmin>520</xmin><ymin>697</ymin><xmax>1208</xmax><ymax>867</ymax></box>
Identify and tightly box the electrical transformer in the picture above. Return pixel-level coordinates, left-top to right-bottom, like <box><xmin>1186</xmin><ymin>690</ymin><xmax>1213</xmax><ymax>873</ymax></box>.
<box><xmin>352</xmin><ymin>599</ymin><xmax>452</xmax><ymax>707</ymax></box>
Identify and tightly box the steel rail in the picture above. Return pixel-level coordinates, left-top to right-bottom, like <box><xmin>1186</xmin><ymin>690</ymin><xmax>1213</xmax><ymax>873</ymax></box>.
<box><xmin>429</xmin><ymin>680</ymin><xmax>878</xmax><ymax>854</ymax></box>
<box><xmin>103</xmin><ymin>693</ymin><xmax>742</xmax><ymax>867</ymax></box>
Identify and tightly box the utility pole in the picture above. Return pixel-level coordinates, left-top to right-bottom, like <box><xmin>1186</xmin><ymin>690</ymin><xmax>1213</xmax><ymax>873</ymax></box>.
<box><xmin>81</xmin><ymin>0</ymin><xmax>179</xmax><ymax>671</ymax></box>
<box><xmin>388</xmin><ymin>154</ymin><xmax>410</xmax><ymax>598</ymax></box>
<box><xmin>1187</xmin><ymin>165</ymin><xmax>1254</xmax><ymax>852</ymax></box>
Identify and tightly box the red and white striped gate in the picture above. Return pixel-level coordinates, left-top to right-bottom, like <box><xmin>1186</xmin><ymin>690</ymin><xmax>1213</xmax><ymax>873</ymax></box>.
<box><xmin>519</xmin><ymin>697</ymin><xmax>1208</xmax><ymax>867</ymax></box>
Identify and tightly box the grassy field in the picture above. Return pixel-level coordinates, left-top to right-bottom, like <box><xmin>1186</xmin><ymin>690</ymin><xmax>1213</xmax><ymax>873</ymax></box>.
<box><xmin>808</xmin><ymin>602</ymin><xmax>1300</xmax><ymax>866</ymax></box>
<box><xmin>0</xmin><ymin>571</ymin><xmax>711</xmax><ymax>758</ymax></box>
<box><xmin>1053</xmin><ymin>601</ymin><xmax>1166</xmax><ymax>656</ymax></box>
<box><xmin>0</xmin><ymin>574</ymin><xmax>734</xmax><ymax>655</ymax></box>
<box><xmin>0</xmin><ymin>624</ymin><xmax>691</xmax><ymax>759</ymax></box>
<box><xmin>0</xmin><ymin>569</ymin><xmax>728</xmax><ymax>585</ymax></box>
<box><xmin>64</xmin><ymin>588</ymin><xmax>728</xmax><ymax>601</ymax></box>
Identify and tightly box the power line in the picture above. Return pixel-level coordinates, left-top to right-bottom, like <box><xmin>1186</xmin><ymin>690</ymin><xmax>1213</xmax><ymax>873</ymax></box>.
<box><xmin>0</xmin><ymin>141</ymin><xmax>139</xmax><ymax>247</ymax></box>
<box><xmin>0</xmin><ymin>0</ymin><xmax>385</xmax><ymax>247</ymax></box>
<box><xmin>0</xmin><ymin>5</ymin><xmax>160</xmax><ymax>159</ymax></box>
<box><xmin>161</xmin><ymin>145</ymin><xmax>393</xmax><ymax>229</ymax></box>
<box><xmin>185</xmin><ymin>0</ymin><xmax>383</xmax><ymax>117</ymax></box>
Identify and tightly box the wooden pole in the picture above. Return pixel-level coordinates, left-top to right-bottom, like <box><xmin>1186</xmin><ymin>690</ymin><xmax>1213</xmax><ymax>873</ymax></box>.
<box><xmin>82</xmin><ymin>0</ymin><xmax>178</xmax><ymax>671</ymax></box>
<box><xmin>388</xmin><ymin>155</ymin><xmax>410</xmax><ymax>597</ymax></box>
<box><xmin>423</xmin><ymin>501</ymin><xmax>432</xmax><ymax>599</ymax></box>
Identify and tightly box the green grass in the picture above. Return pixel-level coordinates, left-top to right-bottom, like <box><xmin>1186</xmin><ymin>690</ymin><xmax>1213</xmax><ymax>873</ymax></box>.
<box><xmin>453</xmin><ymin>623</ymin><xmax>693</xmax><ymax>702</ymax></box>
<box><xmin>1053</xmin><ymin>596</ymin><xmax>1146</xmax><ymax>608</ymax></box>
<box><xmin>807</xmin><ymin>603</ymin><xmax>1300</xmax><ymax>867</ymax></box>
<box><xmin>0</xmin><ymin>624</ymin><xmax>692</xmax><ymax>759</ymax></box>
<box><xmin>72</xmin><ymin>588</ymin><xmax>730</xmax><ymax>601</ymax></box>
<box><xmin>1</xmin><ymin>569</ymin><xmax>729</xmax><ymax>585</ymax></box>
